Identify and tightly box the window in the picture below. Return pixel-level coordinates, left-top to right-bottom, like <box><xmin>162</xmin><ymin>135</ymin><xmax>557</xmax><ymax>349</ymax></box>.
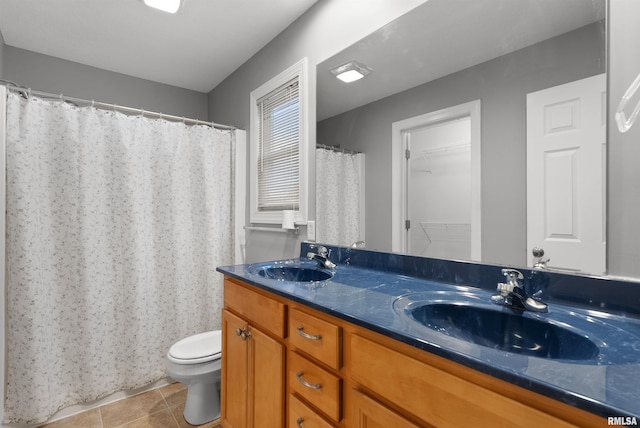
<box><xmin>257</xmin><ymin>78</ymin><xmax>300</xmax><ymax>212</ymax></box>
<box><xmin>250</xmin><ymin>58</ymin><xmax>310</xmax><ymax>224</ymax></box>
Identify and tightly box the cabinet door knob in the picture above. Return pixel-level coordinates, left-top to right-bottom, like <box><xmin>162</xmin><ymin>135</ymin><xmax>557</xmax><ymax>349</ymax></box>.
<box><xmin>235</xmin><ymin>327</ymin><xmax>251</xmax><ymax>341</ymax></box>
<box><xmin>296</xmin><ymin>371</ymin><xmax>322</xmax><ymax>390</ymax></box>
<box><xmin>296</xmin><ymin>326</ymin><xmax>322</xmax><ymax>341</ymax></box>
<box><xmin>296</xmin><ymin>417</ymin><xmax>304</xmax><ymax>428</ymax></box>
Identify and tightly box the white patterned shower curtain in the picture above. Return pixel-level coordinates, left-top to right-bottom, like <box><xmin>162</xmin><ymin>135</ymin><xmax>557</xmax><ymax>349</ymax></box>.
<box><xmin>3</xmin><ymin>92</ymin><xmax>234</xmax><ymax>423</ymax></box>
<box><xmin>315</xmin><ymin>147</ymin><xmax>364</xmax><ymax>246</ymax></box>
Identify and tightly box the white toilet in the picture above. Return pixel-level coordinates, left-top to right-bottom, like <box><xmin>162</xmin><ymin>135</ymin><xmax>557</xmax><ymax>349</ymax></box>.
<box><xmin>166</xmin><ymin>330</ymin><xmax>222</xmax><ymax>425</ymax></box>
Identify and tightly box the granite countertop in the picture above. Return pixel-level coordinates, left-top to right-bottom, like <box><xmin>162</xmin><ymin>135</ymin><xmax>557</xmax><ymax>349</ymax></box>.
<box><xmin>217</xmin><ymin>248</ymin><xmax>640</xmax><ymax>420</ymax></box>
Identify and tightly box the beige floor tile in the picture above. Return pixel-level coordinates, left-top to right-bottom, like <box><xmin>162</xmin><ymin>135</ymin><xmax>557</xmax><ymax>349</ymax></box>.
<box><xmin>160</xmin><ymin>382</ymin><xmax>187</xmax><ymax>408</ymax></box>
<box><xmin>39</xmin><ymin>408</ymin><xmax>102</xmax><ymax>428</ymax></box>
<box><xmin>101</xmin><ymin>390</ymin><xmax>168</xmax><ymax>428</ymax></box>
<box><xmin>169</xmin><ymin>400</ymin><xmax>189</xmax><ymax>428</ymax></box>
<box><xmin>195</xmin><ymin>419</ymin><xmax>221</xmax><ymax>428</ymax></box>
<box><xmin>37</xmin><ymin>384</ymin><xmax>220</xmax><ymax>428</ymax></box>
<box><xmin>117</xmin><ymin>408</ymin><xmax>178</xmax><ymax>428</ymax></box>
<box><xmin>169</xmin><ymin>401</ymin><xmax>220</xmax><ymax>428</ymax></box>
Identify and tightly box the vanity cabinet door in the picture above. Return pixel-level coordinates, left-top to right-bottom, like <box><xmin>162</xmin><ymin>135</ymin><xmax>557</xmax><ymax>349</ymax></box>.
<box><xmin>221</xmin><ymin>309</ymin><xmax>284</xmax><ymax>428</ymax></box>
<box><xmin>221</xmin><ymin>309</ymin><xmax>249</xmax><ymax>428</ymax></box>
<box><xmin>350</xmin><ymin>389</ymin><xmax>420</xmax><ymax>428</ymax></box>
<box><xmin>249</xmin><ymin>324</ymin><xmax>284</xmax><ymax>427</ymax></box>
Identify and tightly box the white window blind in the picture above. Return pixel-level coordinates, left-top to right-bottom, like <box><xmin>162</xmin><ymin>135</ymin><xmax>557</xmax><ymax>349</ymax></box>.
<box><xmin>257</xmin><ymin>77</ymin><xmax>300</xmax><ymax>211</ymax></box>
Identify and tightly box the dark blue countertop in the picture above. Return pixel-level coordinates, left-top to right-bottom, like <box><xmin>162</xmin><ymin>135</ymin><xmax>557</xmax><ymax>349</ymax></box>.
<box><xmin>217</xmin><ymin>243</ymin><xmax>640</xmax><ymax>420</ymax></box>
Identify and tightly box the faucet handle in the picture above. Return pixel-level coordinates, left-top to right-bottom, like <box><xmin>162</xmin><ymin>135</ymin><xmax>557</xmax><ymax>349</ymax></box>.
<box><xmin>501</xmin><ymin>268</ymin><xmax>523</xmax><ymax>284</ymax></box>
<box><xmin>496</xmin><ymin>282</ymin><xmax>515</xmax><ymax>297</ymax></box>
<box><xmin>309</xmin><ymin>244</ymin><xmax>328</xmax><ymax>257</ymax></box>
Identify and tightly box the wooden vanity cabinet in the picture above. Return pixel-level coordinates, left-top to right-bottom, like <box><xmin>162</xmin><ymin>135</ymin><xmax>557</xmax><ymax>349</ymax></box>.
<box><xmin>221</xmin><ymin>277</ymin><xmax>606</xmax><ymax>428</ymax></box>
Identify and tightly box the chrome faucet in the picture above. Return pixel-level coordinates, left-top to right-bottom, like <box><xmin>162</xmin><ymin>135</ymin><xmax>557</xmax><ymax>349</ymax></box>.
<box><xmin>306</xmin><ymin>245</ymin><xmax>336</xmax><ymax>269</ymax></box>
<box><xmin>491</xmin><ymin>268</ymin><xmax>548</xmax><ymax>313</ymax></box>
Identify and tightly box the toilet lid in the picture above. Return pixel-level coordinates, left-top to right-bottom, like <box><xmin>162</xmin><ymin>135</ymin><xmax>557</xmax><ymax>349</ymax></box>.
<box><xmin>168</xmin><ymin>330</ymin><xmax>221</xmax><ymax>364</ymax></box>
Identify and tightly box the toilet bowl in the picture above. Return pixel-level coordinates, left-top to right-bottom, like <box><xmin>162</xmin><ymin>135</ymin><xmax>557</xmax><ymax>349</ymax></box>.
<box><xmin>166</xmin><ymin>330</ymin><xmax>222</xmax><ymax>425</ymax></box>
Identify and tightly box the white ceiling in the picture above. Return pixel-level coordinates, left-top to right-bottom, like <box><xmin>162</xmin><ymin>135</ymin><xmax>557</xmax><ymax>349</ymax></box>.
<box><xmin>0</xmin><ymin>0</ymin><xmax>318</xmax><ymax>93</ymax></box>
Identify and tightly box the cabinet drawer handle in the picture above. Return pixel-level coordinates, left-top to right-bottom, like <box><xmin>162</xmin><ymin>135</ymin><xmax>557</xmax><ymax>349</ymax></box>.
<box><xmin>296</xmin><ymin>371</ymin><xmax>322</xmax><ymax>390</ymax></box>
<box><xmin>297</xmin><ymin>326</ymin><xmax>322</xmax><ymax>341</ymax></box>
<box><xmin>296</xmin><ymin>417</ymin><xmax>304</xmax><ymax>428</ymax></box>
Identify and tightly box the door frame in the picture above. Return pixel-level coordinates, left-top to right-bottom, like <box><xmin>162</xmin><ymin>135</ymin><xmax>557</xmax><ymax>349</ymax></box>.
<box><xmin>391</xmin><ymin>100</ymin><xmax>481</xmax><ymax>260</ymax></box>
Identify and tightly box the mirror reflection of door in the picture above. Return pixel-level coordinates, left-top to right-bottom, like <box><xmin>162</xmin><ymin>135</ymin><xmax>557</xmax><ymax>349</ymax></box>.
<box><xmin>392</xmin><ymin>100</ymin><xmax>481</xmax><ymax>261</ymax></box>
<box><xmin>404</xmin><ymin>118</ymin><xmax>472</xmax><ymax>259</ymax></box>
<box><xmin>526</xmin><ymin>74</ymin><xmax>606</xmax><ymax>275</ymax></box>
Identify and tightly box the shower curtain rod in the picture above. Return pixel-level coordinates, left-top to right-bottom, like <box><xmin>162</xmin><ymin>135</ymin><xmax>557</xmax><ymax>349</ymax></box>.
<box><xmin>316</xmin><ymin>143</ymin><xmax>362</xmax><ymax>155</ymax></box>
<box><xmin>1</xmin><ymin>81</ymin><xmax>236</xmax><ymax>131</ymax></box>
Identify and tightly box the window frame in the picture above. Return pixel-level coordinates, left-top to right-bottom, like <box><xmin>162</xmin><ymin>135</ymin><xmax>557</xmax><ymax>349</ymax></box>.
<box><xmin>249</xmin><ymin>58</ymin><xmax>310</xmax><ymax>225</ymax></box>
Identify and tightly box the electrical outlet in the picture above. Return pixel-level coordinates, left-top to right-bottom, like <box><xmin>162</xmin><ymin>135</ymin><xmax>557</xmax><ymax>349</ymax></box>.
<box><xmin>307</xmin><ymin>220</ymin><xmax>316</xmax><ymax>241</ymax></box>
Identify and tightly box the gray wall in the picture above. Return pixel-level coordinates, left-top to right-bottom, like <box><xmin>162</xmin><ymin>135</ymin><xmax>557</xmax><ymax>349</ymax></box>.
<box><xmin>2</xmin><ymin>46</ymin><xmax>208</xmax><ymax>120</ymax></box>
<box><xmin>318</xmin><ymin>23</ymin><xmax>605</xmax><ymax>266</ymax></box>
<box><xmin>608</xmin><ymin>1</ymin><xmax>640</xmax><ymax>278</ymax></box>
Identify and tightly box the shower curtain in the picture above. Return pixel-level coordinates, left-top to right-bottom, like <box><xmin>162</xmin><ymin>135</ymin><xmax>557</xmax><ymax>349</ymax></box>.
<box><xmin>315</xmin><ymin>147</ymin><xmax>364</xmax><ymax>246</ymax></box>
<box><xmin>3</xmin><ymin>92</ymin><xmax>234</xmax><ymax>423</ymax></box>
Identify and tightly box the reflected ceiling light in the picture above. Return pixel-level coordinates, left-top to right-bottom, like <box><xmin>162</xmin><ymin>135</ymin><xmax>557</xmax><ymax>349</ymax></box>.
<box><xmin>143</xmin><ymin>0</ymin><xmax>181</xmax><ymax>13</ymax></box>
<box><xmin>330</xmin><ymin>61</ymin><xmax>371</xmax><ymax>83</ymax></box>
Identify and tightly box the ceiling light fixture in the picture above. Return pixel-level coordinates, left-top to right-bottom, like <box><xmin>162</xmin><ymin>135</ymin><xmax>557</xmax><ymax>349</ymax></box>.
<box><xmin>143</xmin><ymin>0</ymin><xmax>181</xmax><ymax>13</ymax></box>
<box><xmin>330</xmin><ymin>61</ymin><xmax>371</xmax><ymax>83</ymax></box>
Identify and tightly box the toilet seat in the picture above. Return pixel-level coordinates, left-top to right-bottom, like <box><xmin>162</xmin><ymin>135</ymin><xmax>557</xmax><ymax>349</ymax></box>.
<box><xmin>168</xmin><ymin>330</ymin><xmax>221</xmax><ymax>364</ymax></box>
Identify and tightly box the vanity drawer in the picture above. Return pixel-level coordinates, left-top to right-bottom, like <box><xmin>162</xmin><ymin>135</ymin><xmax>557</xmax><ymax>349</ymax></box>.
<box><xmin>224</xmin><ymin>279</ymin><xmax>285</xmax><ymax>338</ymax></box>
<box><xmin>288</xmin><ymin>351</ymin><xmax>342</xmax><ymax>422</ymax></box>
<box><xmin>349</xmin><ymin>334</ymin><xmax>577</xmax><ymax>427</ymax></box>
<box><xmin>289</xmin><ymin>307</ymin><xmax>341</xmax><ymax>369</ymax></box>
<box><xmin>289</xmin><ymin>394</ymin><xmax>334</xmax><ymax>428</ymax></box>
<box><xmin>350</xmin><ymin>388</ymin><xmax>420</xmax><ymax>428</ymax></box>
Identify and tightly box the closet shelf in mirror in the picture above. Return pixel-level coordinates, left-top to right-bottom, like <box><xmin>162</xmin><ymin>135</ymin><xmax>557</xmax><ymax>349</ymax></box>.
<box><xmin>419</xmin><ymin>222</ymin><xmax>471</xmax><ymax>244</ymax></box>
<box><xmin>244</xmin><ymin>225</ymin><xmax>300</xmax><ymax>234</ymax></box>
<box><xmin>418</xmin><ymin>142</ymin><xmax>470</xmax><ymax>158</ymax></box>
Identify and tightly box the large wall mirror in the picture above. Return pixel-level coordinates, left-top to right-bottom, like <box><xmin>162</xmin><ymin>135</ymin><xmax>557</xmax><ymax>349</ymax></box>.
<box><xmin>315</xmin><ymin>0</ymin><xmax>606</xmax><ymax>275</ymax></box>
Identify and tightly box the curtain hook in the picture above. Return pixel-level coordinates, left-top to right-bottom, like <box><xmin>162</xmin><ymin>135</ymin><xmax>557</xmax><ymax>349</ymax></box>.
<box><xmin>113</xmin><ymin>103</ymin><xmax>117</xmax><ymax>113</ymax></box>
<box><xmin>91</xmin><ymin>99</ymin><xmax>95</xmax><ymax>108</ymax></box>
<box><xmin>141</xmin><ymin>109</ymin><xmax>145</xmax><ymax>118</ymax></box>
<box><xmin>182</xmin><ymin>116</ymin><xmax>186</xmax><ymax>124</ymax></box>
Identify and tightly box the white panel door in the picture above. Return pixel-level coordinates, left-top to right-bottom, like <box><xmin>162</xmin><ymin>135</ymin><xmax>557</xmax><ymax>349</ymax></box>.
<box><xmin>526</xmin><ymin>74</ymin><xmax>606</xmax><ymax>275</ymax></box>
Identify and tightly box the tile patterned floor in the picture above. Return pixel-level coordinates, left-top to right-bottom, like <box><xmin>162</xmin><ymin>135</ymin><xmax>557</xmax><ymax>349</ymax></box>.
<box><xmin>40</xmin><ymin>383</ymin><xmax>221</xmax><ymax>428</ymax></box>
